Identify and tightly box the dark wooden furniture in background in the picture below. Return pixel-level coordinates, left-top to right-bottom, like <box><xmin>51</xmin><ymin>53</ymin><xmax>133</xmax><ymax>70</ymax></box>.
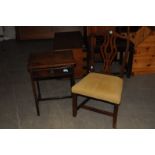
<box><xmin>16</xmin><ymin>26</ymin><xmax>54</xmax><ymax>40</ymax></box>
<box><xmin>54</xmin><ymin>31</ymin><xmax>87</xmax><ymax>78</ymax></box>
<box><xmin>28</xmin><ymin>50</ymin><xmax>75</xmax><ymax>116</ymax></box>
<box><xmin>131</xmin><ymin>26</ymin><xmax>155</xmax><ymax>75</ymax></box>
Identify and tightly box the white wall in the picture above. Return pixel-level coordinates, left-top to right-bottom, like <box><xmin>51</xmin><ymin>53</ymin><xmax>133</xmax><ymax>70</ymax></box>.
<box><xmin>0</xmin><ymin>27</ymin><xmax>3</xmax><ymax>35</ymax></box>
<box><xmin>0</xmin><ymin>26</ymin><xmax>16</xmax><ymax>41</ymax></box>
<box><xmin>4</xmin><ymin>26</ymin><xmax>16</xmax><ymax>39</ymax></box>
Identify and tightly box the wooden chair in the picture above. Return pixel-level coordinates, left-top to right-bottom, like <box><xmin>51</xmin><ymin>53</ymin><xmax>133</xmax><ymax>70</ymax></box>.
<box><xmin>87</xmin><ymin>26</ymin><xmax>134</xmax><ymax>77</ymax></box>
<box><xmin>71</xmin><ymin>30</ymin><xmax>129</xmax><ymax>128</ymax></box>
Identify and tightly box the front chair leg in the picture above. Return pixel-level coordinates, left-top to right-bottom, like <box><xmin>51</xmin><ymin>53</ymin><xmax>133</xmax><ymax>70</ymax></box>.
<box><xmin>113</xmin><ymin>105</ymin><xmax>119</xmax><ymax>128</ymax></box>
<box><xmin>72</xmin><ymin>93</ymin><xmax>77</xmax><ymax>117</ymax></box>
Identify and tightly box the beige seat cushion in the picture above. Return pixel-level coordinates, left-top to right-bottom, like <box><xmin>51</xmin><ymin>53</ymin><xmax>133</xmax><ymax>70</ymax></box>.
<box><xmin>72</xmin><ymin>72</ymin><xmax>123</xmax><ymax>104</ymax></box>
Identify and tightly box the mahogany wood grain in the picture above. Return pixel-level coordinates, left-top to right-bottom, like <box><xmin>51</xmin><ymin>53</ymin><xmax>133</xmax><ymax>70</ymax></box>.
<box><xmin>16</xmin><ymin>26</ymin><xmax>54</xmax><ymax>40</ymax></box>
<box><xmin>28</xmin><ymin>50</ymin><xmax>75</xmax><ymax>71</ymax></box>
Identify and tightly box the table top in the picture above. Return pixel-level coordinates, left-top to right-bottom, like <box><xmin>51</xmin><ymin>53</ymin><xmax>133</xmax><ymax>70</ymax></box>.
<box><xmin>54</xmin><ymin>31</ymin><xmax>83</xmax><ymax>50</ymax></box>
<box><xmin>28</xmin><ymin>50</ymin><xmax>75</xmax><ymax>71</ymax></box>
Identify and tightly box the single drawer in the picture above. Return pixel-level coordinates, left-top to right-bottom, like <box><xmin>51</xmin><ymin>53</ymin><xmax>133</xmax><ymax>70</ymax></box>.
<box><xmin>31</xmin><ymin>67</ymin><xmax>73</xmax><ymax>80</ymax></box>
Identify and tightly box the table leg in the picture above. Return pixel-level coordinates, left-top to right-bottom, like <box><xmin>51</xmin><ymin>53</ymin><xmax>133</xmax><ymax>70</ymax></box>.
<box><xmin>36</xmin><ymin>80</ymin><xmax>41</xmax><ymax>100</ymax></box>
<box><xmin>70</xmin><ymin>68</ymin><xmax>75</xmax><ymax>87</ymax></box>
<box><xmin>31</xmin><ymin>77</ymin><xmax>40</xmax><ymax>116</ymax></box>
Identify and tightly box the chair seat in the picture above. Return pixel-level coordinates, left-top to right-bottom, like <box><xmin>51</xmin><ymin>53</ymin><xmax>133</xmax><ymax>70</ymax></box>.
<box><xmin>72</xmin><ymin>72</ymin><xmax>123</xmax><ymax>104</ymax></box>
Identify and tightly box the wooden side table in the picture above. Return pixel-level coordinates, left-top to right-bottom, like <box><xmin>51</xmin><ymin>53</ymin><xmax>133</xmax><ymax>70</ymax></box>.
<box><xmin>28</xmin><ymin>50</ymin><xmax>75</xmax><ymax>116</ymax></box>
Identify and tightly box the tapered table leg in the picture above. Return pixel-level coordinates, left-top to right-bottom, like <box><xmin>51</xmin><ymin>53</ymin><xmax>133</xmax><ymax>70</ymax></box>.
<box><xmin>31</xmin><ymin>78</ymin><xmax>40</xmax><ymax>116</ymax></box>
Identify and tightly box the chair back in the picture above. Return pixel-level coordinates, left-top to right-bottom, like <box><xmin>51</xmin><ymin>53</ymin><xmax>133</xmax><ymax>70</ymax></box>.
<box><xmin>100</xmin><ymin>30</ymin><xmax>130</xmax><ymax>77</ymax></box>
<box><xmin>100</xmin><ymin>30</ymin><xmax>117</xmax><ymax>74</ymax></box>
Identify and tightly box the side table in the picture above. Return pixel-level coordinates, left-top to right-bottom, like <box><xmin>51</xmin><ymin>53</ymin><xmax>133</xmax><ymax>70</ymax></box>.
<box><xmin>28</xmin><ymin>50</ymin><xmax>75</xmax><ymax>116</ymax></box>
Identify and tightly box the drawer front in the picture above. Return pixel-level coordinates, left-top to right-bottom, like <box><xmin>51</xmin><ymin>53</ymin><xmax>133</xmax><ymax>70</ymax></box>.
<box><xmin>31</xmin><ymin>67</ymin><xmax>73</xmax><ymax>79</ymax></box>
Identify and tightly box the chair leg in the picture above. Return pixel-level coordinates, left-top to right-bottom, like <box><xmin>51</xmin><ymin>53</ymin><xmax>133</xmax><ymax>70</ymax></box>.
<box><xmin>113</xmin><ymin>105</ymin><xmax>119</xmax><ymax>128</ymax></box>
<box><xmin>72</xmin><ymin>93</ymin><xmax>77</xmax><ymax>117</ymax></box>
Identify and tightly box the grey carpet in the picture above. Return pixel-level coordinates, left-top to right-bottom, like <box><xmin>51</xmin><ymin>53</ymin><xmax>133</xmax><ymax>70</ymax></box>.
<box><xmin>0</xmin><ymin>40</ymin><xmax>155</xmax><ymax>129</ymax></box>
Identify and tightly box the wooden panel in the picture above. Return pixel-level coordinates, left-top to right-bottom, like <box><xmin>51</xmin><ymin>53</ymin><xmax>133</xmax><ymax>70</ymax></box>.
<box><xmin>133</xmin><ymin>70</ymin><xmax>155</xmax><ymax>75</ymax></box>
<box><xmin>134</xmin><ymin>26</ymin><xmax>151</xmax><ymax>46</ymax></box>
<box><xmin>28</xmin><ymin>50</ymin><xmax>75</xmax><ymax>70</ymax></box>
<box><xmin>138</xmin><ymin>35</ymin><xmax>155</xmax><ymax>47</ymax></box>
<box><xmin>132</xmin><ymin>27</ymin><xmax>155</xmax><ymax>75</ymax></box>
<box><xmin>133</xmin><ymin>55</ymin><xmax>155</xmax><ymax>68</ymax></box>
<box><xmin>86</xmin><ymin>26</ymin><xmax>115</xmax><ymax>36</ymax></box>
<box><xmin>132</xmin><ymin>52</ymin><xmax>155</xmax><ymax>74</ymax></box>
<box><xmin>54</xmin><ymin>31</ymin><xmax>83</xmax><ymax>50</ymax></box>
<box><xmin>136</xmin><ymin>46</ymin><xmax>155</xmax><ymax>54</ymax></box>
<box><xmin>72</xmin><ymin>48</ymin><xmax>86</xmax><ymax>78</ymax></box>
<box><xmin>16</xmin><ymin>26</ymin><xmax>54</xmax><ymax>40</ymax></box>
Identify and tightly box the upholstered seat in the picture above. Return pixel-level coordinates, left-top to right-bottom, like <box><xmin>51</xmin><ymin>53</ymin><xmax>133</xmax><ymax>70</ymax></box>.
<box><xmin>72</xmin><ymin>72</ymin><xmax>123</xmax><ymax>104</ymax></box>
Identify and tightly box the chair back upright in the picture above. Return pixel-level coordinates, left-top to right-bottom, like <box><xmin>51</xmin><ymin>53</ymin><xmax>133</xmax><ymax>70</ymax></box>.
<box><xmin>100</xmin><ymin>30</ymin><xmax>117</xmax><ymax>75</ymax></box>
<box><xmin>100</xmin><ymin>29</ymin><xmax>130</xmax><ymax>77</ymax></box>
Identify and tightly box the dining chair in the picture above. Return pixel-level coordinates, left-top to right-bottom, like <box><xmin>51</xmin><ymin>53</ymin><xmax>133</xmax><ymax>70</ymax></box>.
<box><xmin>71</xmin><ymin>30</ymin><xmax>129</xmax><ymax>128</ymax></box>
